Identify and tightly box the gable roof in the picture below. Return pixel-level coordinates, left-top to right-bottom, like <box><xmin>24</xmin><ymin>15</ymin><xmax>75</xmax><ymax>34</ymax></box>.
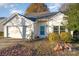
<box><xmin>21</xmin><ymin>12</ymin><xmax>60</xmax><ymax>22</ymax></box>
<box><xmin>3</xmin><ymin>12</ymin><xmax>64</xmax><ymax>25</ymax></box>
<box><xmin>25</xmin><ymin>12</ymin><xmax>58</xmax><ymax>19</ymax></box>
<box><xmin>3</xmin><ymin>13</ymin><xmax>36</xmax><ymax>25</ymax></box>
<box><xmin>3</xmin><ymin>13</ymin><xmax>18</xmax><ymax>25</ymax></box>
<box><xmin>18</xmin><ymin>14</ymin><xmax>37</xmax><ymax>22</ymax></box>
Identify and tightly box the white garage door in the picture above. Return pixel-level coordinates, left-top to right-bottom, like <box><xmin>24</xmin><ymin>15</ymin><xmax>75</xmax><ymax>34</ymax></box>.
<box><xmin>7</xmin><ymin>26</ymin><xmax>23</xmax><ymax>38</ymax></box>
<box><xmin>7</xmin><ymin>26</ymin><xmax>32</xmax><ymax>39</ymax></box>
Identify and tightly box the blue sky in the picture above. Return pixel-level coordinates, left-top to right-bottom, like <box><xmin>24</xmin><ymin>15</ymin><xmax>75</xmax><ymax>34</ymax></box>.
<box><xmin>0</xmin><ymin>3</ymin><xmax>62</xmax><ymax>17</ymax></box>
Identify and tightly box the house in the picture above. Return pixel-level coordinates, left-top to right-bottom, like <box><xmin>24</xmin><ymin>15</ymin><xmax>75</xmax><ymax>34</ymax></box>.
<box><xmin>0</xmin><ymin>17</ymin><xmax>7</xmax><ymax>32</ymax></box>
<box><xmin>3</xmin><ymin>12</ymin><xmax>73</xmax><ymax>40</ymax></box>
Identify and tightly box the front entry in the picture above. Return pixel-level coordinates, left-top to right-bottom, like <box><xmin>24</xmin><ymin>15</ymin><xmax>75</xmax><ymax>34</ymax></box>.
<box><xmin>39</xmin><ymin>25</ymin><xmax>46</xmax><ymax>38</ymax></box>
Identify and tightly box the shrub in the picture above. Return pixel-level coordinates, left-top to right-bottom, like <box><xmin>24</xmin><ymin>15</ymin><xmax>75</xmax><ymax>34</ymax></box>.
<box><xmin>60</xmin><ymin>32</ymin><xmax>72</xmax><ymax>43</ymax></box>
<box><xmin>35</xmin><ymin>42</ymin><xmax>52</xmax><ymax>55</ymax></box>
<box><xmin>48</xmin><ymin>33</ymin><xmax>60</xmax><ymax>42</ymax></box>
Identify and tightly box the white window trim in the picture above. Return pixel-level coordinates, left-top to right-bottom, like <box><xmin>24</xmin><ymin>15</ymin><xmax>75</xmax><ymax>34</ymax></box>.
<box><xmin>53</xmin><ymin>26</ymin><xmax>67</xmax><ymax>34</ymax></box>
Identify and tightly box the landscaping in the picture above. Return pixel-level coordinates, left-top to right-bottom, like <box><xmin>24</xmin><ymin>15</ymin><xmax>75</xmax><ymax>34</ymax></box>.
<box><xmin>0</xmin><ymin>39</ymin><xmax>78</xmax><ymax>56</ymax></box>
<box><xmin>0</xmin><ymin>32</ymin><xmax>78</xmax><ymax>56</ymax></box>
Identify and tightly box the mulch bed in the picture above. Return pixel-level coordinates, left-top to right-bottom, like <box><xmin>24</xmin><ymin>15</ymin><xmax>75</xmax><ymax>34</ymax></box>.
<box><xmin>0</xmin><ymin>43</ymin><xmax>52</xmax><ymax>56</ymax></box>
<box><xmin>0</xmin><ymin>44</ymin><xmax>34</xmax><ymax>56</ymax></box>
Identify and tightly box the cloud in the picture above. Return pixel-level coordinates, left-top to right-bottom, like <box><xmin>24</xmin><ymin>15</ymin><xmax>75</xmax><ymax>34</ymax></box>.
<box><xmin>2</xmin><ymin>4</ymin><xmax>23</xmax><ymax>15</ymax></box>
<box><xmin>0</xmin><ymin>3</ymin><xmax>7</xmax><ymax>6</ymax></box>
<box><xmin>0</xmin><ymin>3</ymin><xmax>16</xmax><ymax>8</ymax></box>
<box><xmin>0</xmin><ymin>3</ymin><xmax>8</xmax><ymax>8</ymax></box>
<box><xmin>47</xmin><ymin>3</ymin><xmax>62</xmax><ymax>12</ymax></box>
<box><xmin>10</xmin><ymin>9</ymin><xmax>23</xmax><ymax>14</ymax></box>
<box><xmin>49</xmin><ymin>5</ymin><xmax>58</xmax><ymax>9</ymax></box>
<box><xmin>10</xmin><ymin>4</ymin><xmax>15</xmax><ymax>8</ymax></box>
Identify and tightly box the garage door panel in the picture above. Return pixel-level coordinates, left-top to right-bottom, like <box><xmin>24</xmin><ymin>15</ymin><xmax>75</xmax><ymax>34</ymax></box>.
<box><xmin>8</xmin><ymin>26</ymin><xmax>23</xmax><ymax>38</ymax></box>
<box><xmin>7</xmin><ymin>26</ymin><xmax>32</xmax><ymax>39</ymax></box>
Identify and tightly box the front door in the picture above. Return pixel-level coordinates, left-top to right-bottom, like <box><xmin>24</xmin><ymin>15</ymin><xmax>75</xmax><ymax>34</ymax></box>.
<box><xmin>40</xmin><ymin>25</ymin><xmax>45</xmax><ymax>38</ymax></box>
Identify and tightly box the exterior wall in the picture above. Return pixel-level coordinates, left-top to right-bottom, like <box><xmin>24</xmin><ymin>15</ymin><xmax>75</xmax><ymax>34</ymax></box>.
<box><xmin>4</xmin><ymin>15</ymin><xmax>34</xmax><ymax>39</ymax></box>
<box><xmin>48</xmin><ymin>13</ymin><xmax>68</xmax><ymax>34</ymax></box>
<box><xmin>34</xmin><ymin>12</ymin><xmax>69</xmax><ymax>38</ymax></box>
<box><xmin>4</xmin><ymin>12</ymin><xmax>72</xmax><ymax>39</ymax></box>
<box><xmin>4</xmin><ymin>26</ymin><xmax>7</xmax><ymax>37</ymax></box>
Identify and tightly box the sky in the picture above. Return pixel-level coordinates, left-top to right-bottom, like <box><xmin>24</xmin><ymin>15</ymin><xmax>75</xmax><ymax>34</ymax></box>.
<box><xmin>0</xmin><ymin>3</ymin><xmax>62</xmax><ymax>17</ymax></box>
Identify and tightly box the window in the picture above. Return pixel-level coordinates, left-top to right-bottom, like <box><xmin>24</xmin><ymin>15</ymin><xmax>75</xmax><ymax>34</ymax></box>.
<box><xmin>53</xmin><ymin>26</ymin><xmax>59</xmax><ymax>34</ymax></box>
<box><xmin>53</xmin><ymin>26</ymin><xmax>65</xmax><ymax>34</ymax></box>
<box><xmin>60</xmin><ymin>26</ymin><xmax>65</xmax><ymax>33</ymax></box>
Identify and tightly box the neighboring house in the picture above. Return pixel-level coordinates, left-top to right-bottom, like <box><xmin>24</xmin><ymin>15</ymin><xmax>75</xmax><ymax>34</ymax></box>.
<box><xmin>0</xmin><ymin>17</ymin><xmax>7</xmax><ymax>32</ymax></box>
<box><xmin>3</xmin><ymin>12</ymin><xmax>73</xmax><ymax>39</ymax></box>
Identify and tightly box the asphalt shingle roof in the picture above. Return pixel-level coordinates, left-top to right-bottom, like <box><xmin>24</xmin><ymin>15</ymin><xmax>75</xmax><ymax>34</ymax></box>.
<box><xmin>2</xmin><ymin>12</ymin><xmax>60</xmax><ymax>25</ymax></box>
<box><xmin>20</xmin><ymin>12</ymin><xmax>59</xmax><ymax>22</ymax></box>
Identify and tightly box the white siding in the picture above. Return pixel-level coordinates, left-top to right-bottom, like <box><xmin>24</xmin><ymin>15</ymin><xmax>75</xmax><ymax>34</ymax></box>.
<box><xmin>48</xmin><ymin>13</ymin><xmax>68</xmax><ymax>34</ymax></box>
<box><xmin>4</xmin><ymin>12</ymin><xmax>71</xmax><ymax>39</ymax></box>
<box><xmin>4</xmin><ymin>14</ymin><xmax>34</xmax><ymax>39</ymax></box>
<box><xmin>34</xmin><ymin>13</ymin><xmax>69</xmax><ymax>38</ymax></box>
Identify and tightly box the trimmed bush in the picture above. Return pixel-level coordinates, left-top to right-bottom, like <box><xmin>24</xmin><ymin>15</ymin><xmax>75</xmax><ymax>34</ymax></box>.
<box><xmin>48</xmin><ymin>33</ymin><xmax>60</xmax><ymax>42</ymax></box>
<box><xmin>60</xmin><ymin>32</ymin><xmax>72</xmax><ymax>43</ymax></box>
